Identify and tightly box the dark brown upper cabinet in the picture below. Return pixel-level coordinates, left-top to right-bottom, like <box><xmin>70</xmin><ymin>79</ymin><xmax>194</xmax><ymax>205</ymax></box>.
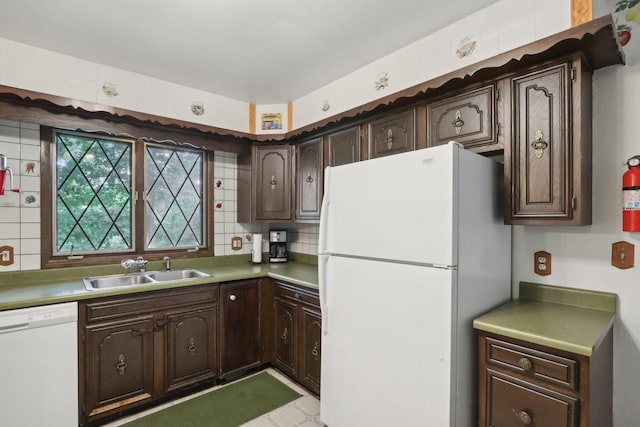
<box><xmin>504</xmin><ymin>54</ymin><xmax>592</xmax><ymax>225</ymax></box>
<box><xmin>367</xmin><ymin>109</ymin><xmax>416</xmax><ymax>159</ymax></box>
<box><xmin>427</xmin><ymin>83</ymin><xmax>502</xmax><ymax>153</ymax></box>
<box><xmin>296</xmin><ymin>137</ymin><xmax>323</xmax><ymax>221</ymax></box>
<box><xmin>326</xmin><ymin>126</ymin><xmax>360</xmax><ymax>167</ymax></box>
<box><xmin>253</xmin><ymin>145</ymin><xmax>293</xmax><ymax>222</ymax></box>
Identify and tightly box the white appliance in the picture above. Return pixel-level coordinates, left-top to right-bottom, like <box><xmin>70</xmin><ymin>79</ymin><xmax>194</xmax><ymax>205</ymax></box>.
<box><xmin>319</xmin><ymin>142</ymin><xmax>511</xmax><ymax>427</ymax></box>
<box><xmin>0</xmin><ymin>302</ymin><xmax>78</xmax><ymax>427</ymax></box>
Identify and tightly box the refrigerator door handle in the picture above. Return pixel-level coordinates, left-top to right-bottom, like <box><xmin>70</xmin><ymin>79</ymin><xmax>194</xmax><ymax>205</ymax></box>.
<box><xmin>318</xmin><ymin>166</ymin><xmax>331</xmax><ymax>255</ymax></box>
<box><xmin>318</xmin><ymin>254</ymin><xmax>329</xmax><ymax>335</ymax></box>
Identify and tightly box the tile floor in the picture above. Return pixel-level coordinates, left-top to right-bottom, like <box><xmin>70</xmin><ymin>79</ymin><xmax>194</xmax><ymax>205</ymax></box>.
<box><xmin>105</xmin><ymin>368</ymin><xmax>325</xmax><ymax>427</ymax></box>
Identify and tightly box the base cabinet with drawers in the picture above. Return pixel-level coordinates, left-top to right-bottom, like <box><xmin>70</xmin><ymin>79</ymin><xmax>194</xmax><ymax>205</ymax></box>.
<box><xmin>271</xmin><ymin>280</ymin><xmax>322</xmax><ymax>395</ymax></box>
<box><xmin>478</xmin><ymin>331</ymin><xmax>613</xmax><ymax>427</ymax></box>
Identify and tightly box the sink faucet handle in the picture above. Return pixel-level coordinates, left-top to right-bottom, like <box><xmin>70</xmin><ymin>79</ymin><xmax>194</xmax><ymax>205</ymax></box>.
<box><xmin>163</xmin><ymin>256</ymin><xmax>171</xmax><ymax>271</ymax></box>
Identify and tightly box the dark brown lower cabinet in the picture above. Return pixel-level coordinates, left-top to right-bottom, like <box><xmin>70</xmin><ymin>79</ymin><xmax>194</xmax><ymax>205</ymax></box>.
<box><xmin>219</xmin><ymin>280</ymin><xmax>262</xmax><ymax>377</ymax></box>
<box><xmin>164</xmin><ymin>305</ymin><xmax>218</xmax><ymax>393</ymax></box>
<box><xmin>478</xmin><ymin>331</ymin><xmax>612</xmax><ymax>427</ymax></box>
<box><xmin>79</xmin><ymin>285</ymin><xmax>219</xmax><ymax>425</ymax></box>
<box><xmin>272</xmin><ymin>280</ymin><xmax>321</xmax><ymax>395</ymax></box>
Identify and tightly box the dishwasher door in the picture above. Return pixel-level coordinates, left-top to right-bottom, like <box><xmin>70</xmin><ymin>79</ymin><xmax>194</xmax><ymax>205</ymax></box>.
<box><xmin>0</xmin><ymin>302</ymin><xmax>78</xmax><ymax>427</ymax></box>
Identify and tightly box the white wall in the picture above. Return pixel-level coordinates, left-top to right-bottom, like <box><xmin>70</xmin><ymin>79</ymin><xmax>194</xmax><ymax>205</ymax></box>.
<box><xmin>510</xmin><ymin>2</ymin><xmax>640</xmax><ymax>425</ymax></box>
<box><xmin>292</xmin><ymin>0</ymin><xmax>570</xmax><ymax>128</ymax></box>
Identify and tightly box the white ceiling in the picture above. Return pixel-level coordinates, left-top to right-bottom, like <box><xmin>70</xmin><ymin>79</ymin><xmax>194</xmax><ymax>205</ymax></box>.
<box><xmin>0</xmin><ymin>0</ymin><xmax>501</xmax><ymax>104</ymax></box>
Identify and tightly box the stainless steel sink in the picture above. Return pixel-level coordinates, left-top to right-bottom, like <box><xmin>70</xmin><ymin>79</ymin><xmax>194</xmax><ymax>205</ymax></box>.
<box><xmin>83</xmin><ymin>269</ymin><xmax>211</xmax><ymax>291</ymax></box>
<box><xmin>146</xmin><ymin>269</ymin><xmax>209</xmax><ymax>282</ymax></box>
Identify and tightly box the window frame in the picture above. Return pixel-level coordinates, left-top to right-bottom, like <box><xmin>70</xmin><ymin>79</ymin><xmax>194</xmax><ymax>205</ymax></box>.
<box><xmin>41</xmin><ymin>126</ymin><xmax>214</xmax><ymax>268</ymax></box>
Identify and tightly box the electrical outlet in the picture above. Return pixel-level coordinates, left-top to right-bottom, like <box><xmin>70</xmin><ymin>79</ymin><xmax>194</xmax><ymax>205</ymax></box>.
<box><xmin>612</xmin><ymin>241</ymin><xmax>634</xmax><ymax>269</ymax></box>
<box><xmin>534</xmin><ymin>251</ymin><xmax>551</xmax><ymax>276</ymax></box>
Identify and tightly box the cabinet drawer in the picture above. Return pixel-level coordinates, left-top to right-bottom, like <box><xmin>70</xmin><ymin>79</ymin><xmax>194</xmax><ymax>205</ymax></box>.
<box><xmin>427</xmin><ymin>83</ymin><xmax>499</xmax><ymax>152</ymax></box>
<box><xmin>485</xmin><ymin>336</ymin><xmax>578</xmax><ymax>391</ymax></box>
<box><xmin>486</xmin><ymin>370</ymin><xmax>577</xmax><ymax>427</ymax></box>
<box><xmin>275</xmin><ymin>283</ymin><xmax>319</xmax><ymax>307</ymax></box>
<box><xmin>84</xmin><ymin>285</ymin><xmax>218</xmax><ymax>322</ymax></box>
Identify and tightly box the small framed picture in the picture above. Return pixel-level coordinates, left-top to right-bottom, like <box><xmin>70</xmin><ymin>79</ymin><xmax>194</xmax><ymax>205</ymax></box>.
<box><xmin>261</xmin><ymin>113</ymin><xmax>282</xmax><ymax>130</ymax></box>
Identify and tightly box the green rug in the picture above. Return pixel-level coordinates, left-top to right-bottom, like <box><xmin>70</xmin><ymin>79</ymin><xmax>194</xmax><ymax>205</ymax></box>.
<box><xmin>122</xmin><ymin>372</ymin><xmax>302</xmax><ymax>427</ymax></box>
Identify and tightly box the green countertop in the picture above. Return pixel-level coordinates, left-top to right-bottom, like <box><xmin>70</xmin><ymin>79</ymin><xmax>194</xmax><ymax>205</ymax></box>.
<box><xmin>0</xmin><ymin>254</ymin><xmax>318</xmax><ymax>311</ymax></box>
<box><xmin>473</xmin><ymin>282</ymin><xmax>616</xmax><ymax>356</ymax></box>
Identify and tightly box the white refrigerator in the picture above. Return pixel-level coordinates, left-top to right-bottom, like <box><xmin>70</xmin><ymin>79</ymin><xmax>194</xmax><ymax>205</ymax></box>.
<box><xmin>318</xmin><ymin>142</ymin><xmax>511</xmax><ymax>427</ymax></box>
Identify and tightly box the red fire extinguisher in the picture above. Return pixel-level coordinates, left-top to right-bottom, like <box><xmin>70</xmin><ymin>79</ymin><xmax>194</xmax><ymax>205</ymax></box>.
<box><xmin>623</xmin><ymin>155</ymin><xmax>640</xmax><ymax>232</ymax></box>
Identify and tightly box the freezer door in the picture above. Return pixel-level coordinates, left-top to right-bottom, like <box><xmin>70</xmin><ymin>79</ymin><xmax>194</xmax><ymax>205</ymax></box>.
<box><xmin>322</xmin><ymin>144</ymin><xmax>459</xmax><ymax>266</ymax></box>
<box><xmin>320</xmin><ymin>256</ymin><xmax>455</xmax><ymax>427</ymax></box>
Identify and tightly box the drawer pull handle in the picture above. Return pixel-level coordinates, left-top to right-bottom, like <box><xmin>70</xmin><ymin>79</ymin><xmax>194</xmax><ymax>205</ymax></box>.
<box><xmin>116</xmin><ymin>354</ymin><xmax>127</xmax><ymax>376</ymax></box>
<box><xmin>386</xmin><ymin>129</ymin><xmax>394</xmax><ymax>149</ymax></box>
<box><xmin>531</xmin><ymin>129</ymin><xmax>548</xmax><ymax>159</ymax></box>
<box><xmin>270</xmin><ymin>175</ymin><xmax>277</xmax><ymax>190</ymax></box>
<box><xmin>518</xmin><ymin>357</ymin><xmax>533</xmax><ymax>371</ymax></box>
<box><xmin>188</xmin><ymin>337</ymin><xmax>198</xmax><ymax>356</ymax></box>
<box><xmin>281</xmin><ymin>327</ymin><xmax>289</xmax><ymax>342</ymax></box>
<box><xmin>452</xmin><ymin>110</ymin><xmax>465</xmax><ymax>134</ymax></box>
<box><xmin>513</xmin><ymin>409</ymin><xmax>532</xmax><ymax>425</ymax></box>
<box><xmin>229</xmin><ymin>294</ymin><xmax>237</xmax><ymax>301</ymax></box>
<box><xmin>311</xmin><ymin>341</ymin><xmax>319</xmax><ymax>358</ymax></box>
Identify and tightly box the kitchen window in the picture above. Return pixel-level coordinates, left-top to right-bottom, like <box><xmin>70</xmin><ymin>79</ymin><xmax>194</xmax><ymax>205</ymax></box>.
<box><xmin>42</xmin><ymin>128</ymin><xmax>213</xmax><ymax>267</ymax></box>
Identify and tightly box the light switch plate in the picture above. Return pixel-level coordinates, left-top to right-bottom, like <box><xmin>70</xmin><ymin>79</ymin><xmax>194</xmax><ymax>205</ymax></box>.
<box><xmin>534</xmin><ymin>251</ymin><xmax>551</xmax><ymax>276</ymax></box>
<box><xmin>612</xmin><ymin>241</ymin><xmax>634</xmax><ymax>269</ymax></box>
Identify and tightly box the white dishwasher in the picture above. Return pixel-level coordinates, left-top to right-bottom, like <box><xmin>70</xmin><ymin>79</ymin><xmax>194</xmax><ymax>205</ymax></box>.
<box><xmin>0</xmin><ymin>301</ymin><xmax>78</xmax><ymax>427</ymax></box>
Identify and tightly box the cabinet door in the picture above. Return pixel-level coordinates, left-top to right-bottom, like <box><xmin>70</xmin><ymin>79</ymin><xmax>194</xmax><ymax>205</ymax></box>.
<box><xmin>273</xmin><ymin>297</ymin><xmax>298</xmax><ymax>377</ymax></box>
<box><xmin>427</xmin><ymin>83</ymin><xmax>499</xmax><ymax>152</ymax></box>
<box><xmin>368</xmin><ymin>109</ymin><xmax>416</xmax><ymax>159</ymax></box>
<box><xmin>254</xmin><ymin>145</ymin><xmax>292</xmax><ymax>221</ymax></box>
<box><xmin>327</xmin><ymin>127</ymin><xmax>360</xmax><ymax>166</ymax></box>
<box><xmin>299</xmin><ymin>306</ymin><xmax>322</xmax><ymax>395</ymax></box>
<box><xmin>219</xmin><ymin>281</ymin><xmax>261</xmax><ymax>377</ymax></box>
<box><xmin>296</xmin><ymin>137</ymin><xmax>323</xmax><ymax>221</ymax></box>
<box><xmin>506</xmin><ymin>61</ymin><xmax>576</xmax><ymax>224</ymax></box>
<box><xmin>83</xmin><ymin>316</ymin><xmax>154</xmax><ymax>419</ymax></box>
<box><xmin>164</xmin><ymin>305</ymin><xmax>218</xmax><ymax>393</ymax></box>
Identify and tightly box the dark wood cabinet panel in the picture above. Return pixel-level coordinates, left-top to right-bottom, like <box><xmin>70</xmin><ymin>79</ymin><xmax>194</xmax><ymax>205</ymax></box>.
<box><xmin>79</xmin><ymin>285</ymin><xmax>220</xmax><ymax>424</ymax></box>
<box><xmin>504</xmin><ymin>55</ymin><xmax>592</xmax><ymax>225</ymax></box>
<box><xmin>299</xmin><ymin>306</ymin><xmax>322</xmax><ymax>395</ymax></box>
<box><xmin>273</xmin><ymin>297</ymin><xmax>298</xmax><ymax>378</ymax></box>
<box><xmin>296</xmin><ymin>137</ymin><xmax>323</xmax><ymax>221</ymax></box>
<box><xmin>367</xmin><ymin>109</ymin><xmax>416</xmax><ymax>159</ymax></box>
<box><xmin>427</xmin><ymin>83</ymin><xmax>500</xmax><ymax>153</ymax></box>
<box><xmin>164</xmin><ymin>305</ymin><xmax>218</xmax><ymax>393</ymax></box>
<box><xmin>83</xmin><ymin>316</ymin><xmax>155</xmax><ymax>419</ymax></box>
<box><xmin>327</xmin><ymin>126</ymin><xmax>360</xmax><ymax>167</ymax></box>
<box><xmin>254</xmin><ymin>145</ymin><xmax>293</xmax><ymax>221</ymax></box>
<box><xmin>270</xmin><ymin>280</ymin><xmax>321</xmax><ymax>395</ymax></box>
<box><xmin>478</xmin><ymin>331</ymin><xmax>613</xmax><ymax>427</ymax></box>
<box><xmin>219</xmin><ymin>280</ymin><xmax>261</xmax><ymax>377</ymax></box>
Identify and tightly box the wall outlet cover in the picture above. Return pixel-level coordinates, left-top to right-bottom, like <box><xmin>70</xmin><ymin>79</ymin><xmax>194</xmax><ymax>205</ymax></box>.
<box><xmin>534</xmin><ymin>250</ymin><xmax>551</xmax><ymax>276</ymax></box>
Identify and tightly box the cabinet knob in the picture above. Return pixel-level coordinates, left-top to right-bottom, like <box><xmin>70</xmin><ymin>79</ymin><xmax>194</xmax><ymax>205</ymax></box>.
<box><xmin>518</xmin><ymin>357</ymin><xmax>533</xmax><ymax>371</ymax></box>
<box><xmin>270</xmin><ymin>175</ymin><xmax>277</xmax><ymax>189</ymax></box>
<box><xmin>229</xmin><ymin>294</ymin><xmax>237</xmax><ymax>301</ymax></box>
<box><xmin>386</xmin><ymin>128</ymin><xmax>394</xmax><ymax>149</ymax></box>
<box><xmin>513</xmin><ymin>409</ymin><xmax>532</xmax><ymax>425</ymax></box>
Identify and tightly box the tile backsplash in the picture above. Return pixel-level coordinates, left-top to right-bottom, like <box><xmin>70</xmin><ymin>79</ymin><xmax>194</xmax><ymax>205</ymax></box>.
<box><xmin>0</xmin><ymin>120</ymin><xmax>318</xmax><ymax>272</ymax></box>
<box><xmin>0</xmin><ymin>119</ymin><xmax>41</xmax><ymax>271</ymax></box>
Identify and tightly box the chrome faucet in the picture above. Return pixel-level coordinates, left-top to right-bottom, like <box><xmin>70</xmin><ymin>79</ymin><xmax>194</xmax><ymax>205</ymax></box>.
<box><xmin>163</xmin><ymin>256</ymin><xmax>171</xmax><ymax>271</ymax></box>
<box><xmin>121</xmin><ymin>256</ymin><xmax>149</xmax><ymax>273</ymax></box>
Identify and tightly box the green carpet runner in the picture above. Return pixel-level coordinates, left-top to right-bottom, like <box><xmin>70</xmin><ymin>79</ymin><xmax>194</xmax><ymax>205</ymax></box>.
<box><xmin>122</xmin><ymin>371</ymin><xmax>302</xmax><ymax>427</ymax></box>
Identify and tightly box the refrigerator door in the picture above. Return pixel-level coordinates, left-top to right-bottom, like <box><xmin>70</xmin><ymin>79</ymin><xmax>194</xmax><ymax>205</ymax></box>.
<box><xmin>321</xmin><ymin>144</ymin><xmax>460</xmax><ymax>266</ymax></box>
<box><xmin>320</xmin><ymin>255</ymin><xmax>455</xmax><ymax>427</ymax></box>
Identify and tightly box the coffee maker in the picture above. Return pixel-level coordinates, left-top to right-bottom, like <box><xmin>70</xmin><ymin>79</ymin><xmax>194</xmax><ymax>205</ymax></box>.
<box><xmin>269</xmin><ymin>230</ymin><xmax>288</xmax><ymax>263</ymax></box>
